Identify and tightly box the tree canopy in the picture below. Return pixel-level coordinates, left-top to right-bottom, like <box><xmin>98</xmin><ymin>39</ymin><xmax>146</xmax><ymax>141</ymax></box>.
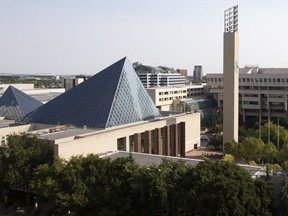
<box><xmin>0</xmin><ymin>133</ymin><xmax>54</xmax><ymax>203</ymax></box>
<box><xmin>32</xmin><ymin>155</ymin><xmax>271</xmax><ymax>216</ymax></box>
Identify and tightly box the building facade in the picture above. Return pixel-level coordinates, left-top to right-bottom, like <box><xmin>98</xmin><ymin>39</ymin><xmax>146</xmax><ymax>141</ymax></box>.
<box><xmin>0</xmin><ymin>57</ymin><xmax>201</xmax><ymax>160</ymax></box>
<box><xmin>61</xmin><ymin>75</ymin><xmax>89</xmax><ymax>91</ymax></box>
<box><xmin>176</xmin><ymin>69</ymin><xmax>188</xmax><ymax>78</ymax></box>
<box><xmin>146</xmin><ymin>84</ymin><xmax>205</xmax><ymax>111</ymax></box>
<box><xmin>193</xmin><ymin>66</ymin><xmax>203</xmax><ymax>82</ymax></box>
<box><xmin>137</xmin><ymin>73</ymin><xmax>186</xmax><ymax>88</ymax></box>
<box><xmin>207</xmin><ymin>67</ymin><xmax>288</xmax><ymax>123</ymax></box>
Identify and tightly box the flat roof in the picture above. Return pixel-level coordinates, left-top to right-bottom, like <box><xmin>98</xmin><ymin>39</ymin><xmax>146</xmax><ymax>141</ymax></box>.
<box><xmin>147</xmin><ymin>84</ymin><xmax>204</xmax><ymax>90</ymax></box>
<box><xmin>0</xmin><ymin>119</ymin><xmax>16</xmax><ymax>127</ymax></box>
<box><xmin>38</xmin><ymin>127</ymin><xmax>101</xmax><ymax>140</ymax></box>
<box><xmin>103</xmin><ymin>151</ymin><xmax>202</xmax><ymax>166</ymax></box>
<box><xmin>102</xmin><ymin>151</ymin><xmax>265</xmax><ymax>175</ymax></box>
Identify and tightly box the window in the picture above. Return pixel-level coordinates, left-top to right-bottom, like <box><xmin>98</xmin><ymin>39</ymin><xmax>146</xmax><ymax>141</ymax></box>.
<box><xmin>117</xmin><ymin>137</ymin><xmax>126</xmax><ymax>151</ymax></box>
<box><xmin>129</xmin><ymin>135</ymin><xmax>134</xmax><ymax>152</ymax></box>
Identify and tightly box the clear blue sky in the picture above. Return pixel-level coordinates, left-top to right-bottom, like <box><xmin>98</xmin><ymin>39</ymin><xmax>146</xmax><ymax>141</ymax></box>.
<box><xmin>0</xmin><ymin>0</ymin><xmax>287</xmax><ymax>75</ymax></box>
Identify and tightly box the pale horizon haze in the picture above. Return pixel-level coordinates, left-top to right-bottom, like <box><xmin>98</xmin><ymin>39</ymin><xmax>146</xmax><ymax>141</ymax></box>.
<box><xmin>1</xmin><ymin>0</ymin><xmax>288</xmax><ymax>75</ymax></box>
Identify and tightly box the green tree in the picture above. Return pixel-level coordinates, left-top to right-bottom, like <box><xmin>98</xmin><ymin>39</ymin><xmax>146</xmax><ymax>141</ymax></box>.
<box><xmin>0</xmin><ymin>133</ymin><xmax>54</xmax><ymax>203</ymax></box>
<box><xmin>261</xmin><ymin>142</ymin><xmax>278</xmax><ymax>163</ymax></box>
<box><xmin>279</xmin><ymin>144</ymin><xmax>288</xmax><ymax>162</ymax></box>
<box><xmin>189</xmin><ymin>160</ymin><xmax>271</xmax><ymax>216</ymax></box>
<box><xmin>32</xmin><ymin>157</ymin><xmax>65</xmax><ymax>202</ymax></box>
<box><xmin>238</xmin><ymin>138</ymin><xmax>264</xmax><ymax>161</ymax></box>
<box><xmin>208</xmin><ymin>135</ymin><xmax>223</xmax><ymax>150</ymax></box>
<box><xmin>224</xmin><ymin>139</ymin><xmax>238</xmax><ymax>156</ymax></box>
<box><xmin>210</xmin><ymin>111</ymin><xmax>222</xmax><ymax>135</ymax></box>
<box><xmin>279</xmin><ymin>175</ymin><xmax>288</xmax><ymax>216</ymax></box>
<box><xmin>222</xmin><ymin>154</ymin><xmax>234</xmax><ymax>162</ymax></box>
<box><xmin>256</xmin><ymin>121</ymin><xmax>288</xmax><ymax>149</ymax></box>
<box><xmin>31</xmin><ymin>156</ymin><xmax>273</xmax><ymax>215</ymax></box>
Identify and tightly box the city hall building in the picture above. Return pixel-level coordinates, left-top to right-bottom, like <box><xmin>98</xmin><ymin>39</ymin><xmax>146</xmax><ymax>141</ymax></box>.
<box><xmin>0</xmin><ymin>57</ymin><xmax>201</xmax><ymax>160</ymax></box>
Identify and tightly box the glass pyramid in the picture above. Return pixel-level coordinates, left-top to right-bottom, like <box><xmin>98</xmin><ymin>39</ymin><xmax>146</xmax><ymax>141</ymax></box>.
<box><xmin>0</xmin><ymin>86</ymin><xmax>43</xmax><ymax>120</ymax></box>
<box><xmin>26</xmin><ymin>57</ymin><xmax>160</xmax><ymax>128</ymax></box>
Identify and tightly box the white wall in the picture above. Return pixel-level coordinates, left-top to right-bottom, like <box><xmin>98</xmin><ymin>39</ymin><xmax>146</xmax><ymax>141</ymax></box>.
<box><xmin>55</xmin><ymin>113</ymin><xmax>201</xmax><ymax>160</ymax></box>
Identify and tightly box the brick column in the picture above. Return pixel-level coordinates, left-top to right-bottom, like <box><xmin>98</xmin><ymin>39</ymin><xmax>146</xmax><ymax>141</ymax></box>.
<box><xmin>145</xmin><ymin>130</ymin><xmax>152</xmax><ymax>154</ymax></box>
<box><xmin>170</xmin><ymin>124</ymin><xmax>179</xmax><ymax>156</ymax></box>
<box><xmin>134</xmin><ymin>133</ymin><xmax>141</xmax><ymax>153</ymax></box>
<box><xmin>164</xmin><ymin>126</ymin><xmax>170</xmax><ymax>156</ymax></box>
<box><xmin>154</xmin><ymin>128</ymin><xmax>161</xmax><ymax>155</ymax></box>
<box><xmin>179</xmin><ymin>122</ymin><xmax>186</xmax><ymax>157</ymax></box>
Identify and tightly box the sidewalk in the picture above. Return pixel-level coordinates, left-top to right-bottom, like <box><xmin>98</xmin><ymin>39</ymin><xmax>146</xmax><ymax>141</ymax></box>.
<box><xmin>186</xmin><ymin>147</ymin><xmax>223</xmax><ymax>160</ymax></box>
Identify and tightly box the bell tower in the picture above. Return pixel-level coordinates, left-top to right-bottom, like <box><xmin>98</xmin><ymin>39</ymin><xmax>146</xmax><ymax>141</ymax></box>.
<box><xmin>223</xmin><ymin>5</ymin><xmax>239</xmax><ymax>144</ymax></box>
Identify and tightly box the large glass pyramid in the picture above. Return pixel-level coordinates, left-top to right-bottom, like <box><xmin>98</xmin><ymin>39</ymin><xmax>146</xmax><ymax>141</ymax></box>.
<box><xmin>0</xmin><ymin>86</ymin><xmax>43</xmax><ymax>120</ymax></box>
<box><xmin>26</xmin><ymin>57</ymin><xmax>160</xmax><ymax>128</ymax></box>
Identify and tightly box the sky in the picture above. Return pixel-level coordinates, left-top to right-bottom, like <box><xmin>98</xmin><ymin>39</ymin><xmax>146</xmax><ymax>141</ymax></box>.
<box><xmin>0</xmin><ymin>0</ymin><xmax>288</xmax><ymax>75</ymax></box>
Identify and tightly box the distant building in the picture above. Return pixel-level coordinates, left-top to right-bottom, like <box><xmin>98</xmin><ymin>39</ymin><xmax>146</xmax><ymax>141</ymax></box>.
<box><xmin>193</xmin><ymin>65</ymin><xmax>203</xmax><ymax>82</ymax></box>
<box><xmin>146</xmin><ymin>84</ymin><xmax>215</xmax><ymax>124</ymax></box>
<box><xmin>133</xmin><ymin>62</ymin><xmax>186</xmax><ymax>88</ymax></box>
<box><xmin>176</xmin><ymin>69</ymin><xmax>188</xmax><ymax>78</ymax></box>
<box><xmin>61</xmin><ymin>75</ymin><xmax>89</xmax><ymax>91</ymax></box>
<box><xmin>137</xmin><ymin>73</ymin><xmax>186</xmax><ymax>88</ymax></box>
<box><xmin>146</xmin><ymin>84</ymin><xmax>205</xmax><ymax>111</ymax></box>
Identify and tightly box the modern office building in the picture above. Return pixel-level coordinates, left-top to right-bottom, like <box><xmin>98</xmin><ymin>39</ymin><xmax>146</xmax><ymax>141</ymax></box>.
<box><xmin>146</xmin><ymin>84</ymin><xmax>215</xmax><ymax>124</ymax></box>
<box><xmin>207</xmin><ymin>66</ymin><xmax>288</xmax><ymax>123</ymax></box>
<box><xmin>223</xmin><ymin>5</ymin><xmax>239</xmax><ymax>143</ymax></box>
<box><xmin>146</xmin><ymin>84</ymin><xmax>205</xmax><ymax>111</ymax></box>
<box><xmin>0</xmin><ymin>57</ymin><xmax>201</xmax><ymax>160</ymax></box>
<box><xmin>137</xmin><ymin>73</ymin><xmax>186</xmax><ymax>88</ymax></box>
<box><xmin>133</xmin><ymin>62</ymin><xmax>187</xmax><ymax>88</ymax></box>
<box><xmin>193</xmin><ymin>66</ymin><xmax>203</xmax><ymax>82</ymax></box>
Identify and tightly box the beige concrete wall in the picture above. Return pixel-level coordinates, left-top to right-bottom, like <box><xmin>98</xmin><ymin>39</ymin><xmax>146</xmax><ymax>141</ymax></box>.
<box><xmin>55</xmin><ymin>113</ymin><xmax>201</xmax><ymax>160</ymax></box>
<box><xmin>0</xmin><ymin>124</ymin><xmax>30</xmax><ymax>137</ymax></box>
<box><xmin>0</xmin><ymin>124</ymin><xmax>31</xmax><ymax>145</ymax></box>
<box><xmin>223</xmin><ymin>32</ymin><xmax>239</xmax><ymax>143</ymax></box>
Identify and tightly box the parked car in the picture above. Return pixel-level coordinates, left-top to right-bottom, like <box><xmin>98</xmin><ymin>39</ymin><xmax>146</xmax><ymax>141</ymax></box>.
<box><xmin>201</xmin><ymin>135</ymin><xmax>210</xmax><ymax>141</ymax></box>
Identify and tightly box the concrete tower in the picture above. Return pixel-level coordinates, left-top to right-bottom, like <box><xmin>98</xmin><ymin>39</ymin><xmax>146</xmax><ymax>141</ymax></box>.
<box><xmin>223</xmin><ymin>5</ymin><xmax>239</xmax><ymax>144</ymax></box>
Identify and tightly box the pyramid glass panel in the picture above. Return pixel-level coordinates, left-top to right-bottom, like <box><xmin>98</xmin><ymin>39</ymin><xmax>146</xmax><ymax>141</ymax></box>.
<box><xmin>0</xmin><ymin>86</ymin><xmax>43</xmax><ymax>120</ymax></box>
<box><xmin>106</xmin><ymin>60</ymin><xmax>160</xmax><ymax>127</ymax></box>
<box><xmin>27</xmin><ymin>57</ymin><xmax>160</xmax><ymax>128</ymax></box>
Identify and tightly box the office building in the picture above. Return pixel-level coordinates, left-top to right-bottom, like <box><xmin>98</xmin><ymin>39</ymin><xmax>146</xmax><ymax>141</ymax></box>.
<box><xmin>61</xmin><ymin>75</ymin><xmax>89</xmax><ymax>91</ymax></box>
<box><xmin>146</xmin><ymin>84</ymin><xmax>205</xmax><ymax>111</ymax></box>
<box><xmin>133</xmin><ymin>62</ymin><xmax>186</xmax><ymax>88</ymax></box>
<box><xmin>193</xmin><ymin>66</ymin><xmax>203</xmax><ymax>82</ymax></box>
<box><xmin>176</xmin><ymin>69</ymin><xmax>188</xmax><ymax>78</ymax></box>
<box><xmin>207</xmin><ymin>66</ymin><xmax>288</xmax><ymax>123</ymax></box>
